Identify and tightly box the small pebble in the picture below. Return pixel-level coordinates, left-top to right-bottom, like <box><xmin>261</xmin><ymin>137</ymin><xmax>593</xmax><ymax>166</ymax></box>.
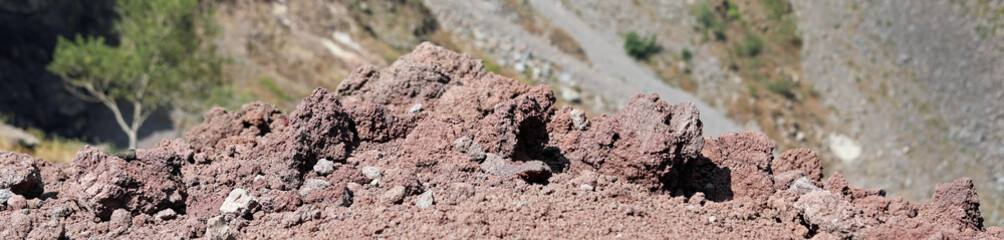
<box><xmin>409</xmin><ymin>103</ymin><xmax>423</xmax><ymax>113</ymax></box>
<box><xmin>415</xmin><ymin>191</ymin><xmax>435</xmax><ymax>209</ymax></box>
<box><xmin>0</xmin><ymin>189</ymin><xmax>14</xmax><ymax>204</ymax></box>
<box><xmin>155</xmin><ymin>209</ymin><xmax>177</xmax><ymax>220</ymax></box>
<box><xmin>51</xmin><ymin>205</ymin><xmax>74</xmax><ymax>219</ymax></box>
<box><xmin>7</xmin><ymin>195</ymin><xmax>27</xmax><ymax>210</ymax></box>
<box><xmin>381</xmin><ymin>186</ymin><xmax>407</xmax><ymax>204</ymax></box>
<box><xmin>580</xmin><ymin>184</ymin><xmax>594</xmax><ymax>191</ymax></box>
<box><xmin>313</xmin><ymin>159</ymin><xmax>336</xmax><ymax>176</ymax></box>
<box><xmin>220</xmin><ymin>188</ymin><xmax>258</xmax><ymax>216</ymax></box>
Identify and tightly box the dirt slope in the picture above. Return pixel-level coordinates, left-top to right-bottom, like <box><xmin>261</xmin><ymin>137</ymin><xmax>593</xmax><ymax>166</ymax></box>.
<box><xmin>0</xmin><ymin>43</ymin><xmax>1000</xmax><ymax>239</ymax></box>
<box><xmin>526</xmin><ymin>0</ymin><xmax>741</xmax><ymax>137</ymax></box>
<box><xmin>793</xmin><ymin>0</ymin><xmax>1004</xmax><ymax>225</ymax></box>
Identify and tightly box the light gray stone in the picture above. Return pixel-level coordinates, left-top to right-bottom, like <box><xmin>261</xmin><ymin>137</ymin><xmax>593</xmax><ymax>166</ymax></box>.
<box><xmin>570</xmin><ymin>109</ymin><xmax>589</xmax><ymax>130</ymax></box>
<box><xmin>155</xmin><ymin>209</ymin><xmax>177</xmax><ymax>220</ymax></box>
<box><xmin>453</xmin><ymin>136</ymin><xmax>486</xmax><ymax>161</ymax></box>
<box><xmin>205</xmin><ymin>215</ymin><xmax>234</xmax><ymax>240</ymax></box>
<box><xmin>299</xmin><ymin>179</ymin><xmax>331</xmax><ymax>196</ymax></box>
<box><xmin>415</xmin><ymin>191</ymin><xmax>434</xmax><ymax>209</ymax></box>
<box><xmin>0</xmin><ymin>189</ymin><xmax>14</xmax><ymax>204</ymax></box>
<box><xmin>312</xmin><ymin>159</ymin><xmax>335</xmax><ymax>176</ymax></box>
<box><xmin>50</xmin><ymin>205</ymin><xmax>74</xmax><ymax>219</ymax></box>
<box><xmin>409</xmin><ymin>103</ymin><xmax>423</xmax><ymax>113</ymax></box>
<box><xmin>362</xmin><ymin>166</ymin><xmax>382</xmax><ymax>180</ymax></box>
<box><xmin>789</xmin><ymin>177</ymin><xmax>823</xmax><ymax>194</ymax></box>
<box><xmin>219</xmin><ymin>188</ymin><xmax>257</xmax><ymax>216</ymax></box>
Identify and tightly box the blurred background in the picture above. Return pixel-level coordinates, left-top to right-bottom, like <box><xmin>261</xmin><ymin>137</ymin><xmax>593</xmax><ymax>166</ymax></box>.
<box><xmin>1</xmin><ymin>0</ymin><xmax>1002</xmax><ymax>225</ymax></box>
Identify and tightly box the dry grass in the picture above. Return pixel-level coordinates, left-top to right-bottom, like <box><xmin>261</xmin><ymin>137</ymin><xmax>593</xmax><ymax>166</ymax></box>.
<box><xmin>548</xmin><ymin>28</ymin><xmax>588</xmax><ymax>63</ymax></box>
<box><xmin>0</xmin><ymin>128</ymin><xmax>88</xmax><ymax>163</ymax></box>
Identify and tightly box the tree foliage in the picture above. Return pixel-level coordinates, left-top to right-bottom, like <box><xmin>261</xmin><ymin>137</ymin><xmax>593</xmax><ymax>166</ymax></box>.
<box><xmin>48</xmin><ymin>0</ymin><xmax>221</xmax><ymax>149</ymax></box>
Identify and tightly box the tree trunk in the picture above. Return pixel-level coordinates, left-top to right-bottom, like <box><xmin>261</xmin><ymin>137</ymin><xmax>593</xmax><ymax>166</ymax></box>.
<box><xmin>126</xmin><ymin>129</ymin><xmax>138</xmax><ymax>150</ymax></box>
<box><xmin>83</xmin><ymin>84</ymin><xmax>146</xmax><ymax>150</ymax></box>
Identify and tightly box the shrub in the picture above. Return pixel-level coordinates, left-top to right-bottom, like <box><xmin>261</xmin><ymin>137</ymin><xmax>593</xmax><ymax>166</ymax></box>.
<box><xmin>624</xmin><ymin>31</ymin><xmax>660</xmax><ymax>60</ymax></box>
<box><xmin>765</xmin><ymin>79</ymin><xmax>798</xmax><ymax>99</ymax></box>
<box><xmin>734</xmin><ymin>33</ymin><xmax>764</xmax><ymax>57</ymax></box>
<box><xmin>681</xmin><ymin>47</ymin><xmax>693</xmax><ymax>61</ymax></box>
<box><xmin>693</xmin><ymin>3</ymin><xmax>726</xmax><ymax>40</ymax></box>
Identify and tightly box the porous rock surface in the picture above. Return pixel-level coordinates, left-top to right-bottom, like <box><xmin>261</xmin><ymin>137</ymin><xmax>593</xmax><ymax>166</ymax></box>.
<box><xmin>0</xmin><ymin>43</ymin><xmax>1000</xmax><ymax>239</ymax></box>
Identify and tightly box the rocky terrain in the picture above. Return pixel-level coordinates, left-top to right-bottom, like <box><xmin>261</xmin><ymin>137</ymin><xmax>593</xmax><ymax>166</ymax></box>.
<box><xmin>422</xmin><ymin>0</ymin><xmax>1004</xmax><ymax>226</ymax></box>
<box><xmin>1</xmin><ymin>44</ymin><xmax>1001</xmax><ymax>239</ymax></box>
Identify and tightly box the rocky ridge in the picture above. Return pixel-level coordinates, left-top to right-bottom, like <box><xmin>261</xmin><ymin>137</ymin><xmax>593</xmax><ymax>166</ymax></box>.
<box><xmin>0</xmin><ymin>43</ymin><xmax>1000</xmax><ymax>239</ymax></box>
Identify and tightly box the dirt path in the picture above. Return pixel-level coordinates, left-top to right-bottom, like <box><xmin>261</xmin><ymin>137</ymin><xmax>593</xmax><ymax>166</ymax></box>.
<box><xmin>527</xmin><ymin>0</ymin><xmax>740</xmax><ymax>136</ymax></box>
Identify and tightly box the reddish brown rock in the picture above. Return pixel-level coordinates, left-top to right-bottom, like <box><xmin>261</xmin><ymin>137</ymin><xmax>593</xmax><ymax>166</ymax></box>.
<box><xmin>0</xmin><ymin>151</ymin><xmax>43</xmax><ymax>197</ymax></box>
<box><xmin>473</xmin><ymin>85</ymin><xmax>554</xmax><ymax>159</ymax></box>
<box><xmin>919</xmin><ymin>178</ymin><xmax>984</xmax><ymax>232</ymax></box>
<box><xmin>0</xmin><ymin>42</ymin><xmax>996</xmax><ymax>239</ymax></box>
<box><xmin>0</xmin><ymin>212</ymin><xmax>32</xmax><ymax>239</ymax></box>
<box><xmin>795</xmin><ymin>191</ymin><xmax>865</xmax><ymax>238</ymax></box>
<box><xmin>283</xmin><ymin>88</ymin><xmax>358</xmax><ymax>162</ymax></box>
<box><xmin>346</xmin><ymin>103</ymin><xmax>422</xmax><ymax>142</ymax></box>
<box><xmin>564</xmin><ymin>94</ymin><xmax>704</xmax><ymax>189</ymax></box>
<box><xmin>824</xmin><ymin>172</ymin><xmax>885</xmax><ymax>201</ymax></box>
<box><xmin>69</xmin><ymin>146</ymin><xmax>186</xmax><ymax>220</ymax></box>
<box><xmin>185</xmin><ymin>102</ymin><xmax>286</xmax><ymax>154</ymax></box>
<box><xmin>774</xmin><ymin>148</ymin><xmax>824</xmax><ymax>185</ymax></box>
<box><xmin>699</xmin><ymin>132</ymin><xmax>776</xmax><ymax>200</ymax></box>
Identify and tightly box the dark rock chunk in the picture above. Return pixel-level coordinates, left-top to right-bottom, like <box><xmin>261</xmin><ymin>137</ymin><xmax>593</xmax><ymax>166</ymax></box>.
<box><xmin>0</xmin><ymin>151</ymin><xmax>43</xmax><ymax>197</ymax></box>
<box><xmin>453</xmin><ymin>136</ymin><xmax>486</xmax><ymax>161</ymax></box>
<box><xmin>774</xmin><ymin>148</ymin><xmax>824</xmax><ymax>185</ymax></box>
<box><xmin>70</xmin><ymin>146</ymin><xmax>186</xmax><ymax>220</ymax></box>
<box><xmin>565</xmin><ymin>94</ymin><xmax>704</xmax><ymax>189</ymax></box>
<box><xmin>919</xmin><ymin>178</ymin><xmax>983</xmax><ymax>232</ymax></box>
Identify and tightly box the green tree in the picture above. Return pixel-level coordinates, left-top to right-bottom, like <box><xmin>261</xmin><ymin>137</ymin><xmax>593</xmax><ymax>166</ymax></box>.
<box><xmin>48</xmin><ymin>0</ymin><xmax>221</xmax><ymax>149</ymax></box>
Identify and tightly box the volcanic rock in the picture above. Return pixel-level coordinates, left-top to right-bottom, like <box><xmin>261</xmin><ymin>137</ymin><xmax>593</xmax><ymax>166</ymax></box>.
<box><xmin>0</xmin><ymin>151</ymin><xmax>43</xmax><ymax>197</ymax></box>
<box><xmin>69</xmin><ymin>146</ymin><xmax>186</xmax><ymax>220</ymax></box>
<box><xmin>564</xmin><ymin>94</ymin><xmax>704</xmax><ymax>189</ymax></box>
<box><xmin>0</xmin><ymin>42</ymin><xmax>996</xmax><ymax>239</ymax></box>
